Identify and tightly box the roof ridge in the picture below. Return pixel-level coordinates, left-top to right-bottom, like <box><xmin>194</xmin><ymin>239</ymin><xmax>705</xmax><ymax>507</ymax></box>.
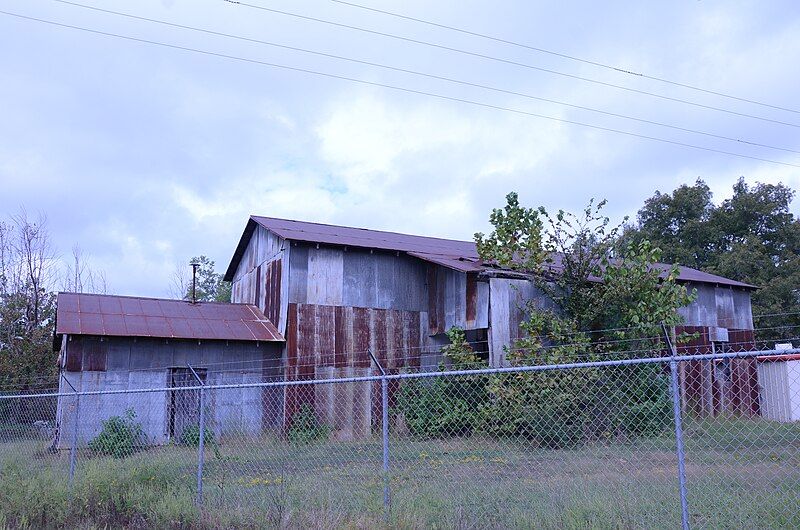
<box><xmin>250</xmin><ymin>215</ymin><xmax>476</xmax><ymax>245</ymax></box>
<box><xmin>57</xmin><ymin>291</ymin><xmax>253</xmax><ymax>307</ymax></box>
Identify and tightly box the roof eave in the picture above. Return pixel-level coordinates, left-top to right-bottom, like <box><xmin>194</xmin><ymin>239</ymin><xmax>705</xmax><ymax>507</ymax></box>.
<box><xmin>223</xmin><ymin>217</ymin><xmax>259</xmax><ymax>282</ymax></box>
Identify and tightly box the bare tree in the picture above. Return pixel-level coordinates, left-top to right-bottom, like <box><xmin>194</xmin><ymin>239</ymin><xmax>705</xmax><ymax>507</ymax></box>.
<box><xmin>61</xmin><ymin>245</ymin><xmax>108</xmax><ymax>294</ymax></box>
<box><xmin>0</xmin><ymin>211</ymin><xmax>59</xmax><ymax>389</ymax></box>
<box><xmin>169</xmin><ymin>260</ymin><xmax>191</xmax><ymax>300</ymax></box>
<box><xmin>10</xmin><ymin>211</ymin><xmax>58</xmax><ymax>330</ymax></box>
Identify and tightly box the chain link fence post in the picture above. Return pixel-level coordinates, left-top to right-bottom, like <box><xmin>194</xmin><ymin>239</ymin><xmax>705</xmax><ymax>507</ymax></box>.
<box><xmin>663</xmin><ymin>325</ymin><xmax>691</xmax><ymax>530</ymax></box>
<box><xmin>368</xmin><ymin>349</ymin><xmax>391</xmax><ymax>522</ymax></box>
<box><xmin>381</xmin><ymin>376</ymin><xmax>390</xmax><ymax>518</ymax></box>
<box><xmin>188</xmin><ymin>364</ymin><xmax>206</xmax><ymax>506</ymax></box>
<box><xmin>60</xmin><ymin>373</ymin><xmax>80</xmax><ymax>490</ymax></box>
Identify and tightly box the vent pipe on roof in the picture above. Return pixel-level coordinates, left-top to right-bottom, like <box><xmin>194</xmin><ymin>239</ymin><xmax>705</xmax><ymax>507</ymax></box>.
<box><xmin>190</xmin><ymin>262</ymin><xmax>200</xmax><ymax>304</ymax></box>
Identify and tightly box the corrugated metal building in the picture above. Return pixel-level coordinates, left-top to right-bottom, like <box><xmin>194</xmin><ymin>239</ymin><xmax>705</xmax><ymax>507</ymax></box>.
<box><xmin>53</xmin><ymin>293</ymin><xmax>284</xmax><ymax>447</ymax></box>
<box><xmin>225</xmin><ymin>216</ymin><xmax>759</xmax><ymax>433</ymax></box>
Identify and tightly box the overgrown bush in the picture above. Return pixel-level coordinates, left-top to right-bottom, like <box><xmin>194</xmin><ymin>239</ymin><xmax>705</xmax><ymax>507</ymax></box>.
<box><xmin>600</xmin><ymin>365</ymin><xmax>673</xmax><ymax>438</ymax></box>
<box><xmin>179</xmin><ymin>424</ymin><xmax>215</xmax><ymax>447</ymax></box>
<box><xmin>287</xmin><ymin>404</ymin><xmax>330</xmax><ymax>444</ymax></box>
<box><xmin>396</xmin><ymin>327</ymin><xmax>488</xmax><ymax>438</ymax></box>
<box><xmin>88</xmin><ymin>409</ymin><xmax>146</xmax><ymax>458</ymax></box>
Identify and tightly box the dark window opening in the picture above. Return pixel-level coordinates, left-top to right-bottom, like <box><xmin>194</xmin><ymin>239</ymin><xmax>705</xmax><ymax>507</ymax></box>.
<box><xmin>464</xmin><ymin>328</ymin><xmax>490</xmax><ymax>362</ymax></box>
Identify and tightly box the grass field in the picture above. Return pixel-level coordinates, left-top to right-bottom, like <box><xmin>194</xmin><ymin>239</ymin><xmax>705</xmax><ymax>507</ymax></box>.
<box><xmin>0</xmin><ymin>417</ymin><xmax>799</xmax><ymax>529</ymax></box>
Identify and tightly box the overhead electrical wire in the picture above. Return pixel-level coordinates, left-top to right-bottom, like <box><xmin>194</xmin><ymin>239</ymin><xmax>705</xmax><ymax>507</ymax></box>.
<box><xmin>43</xmin><ymin>0</ymin><xmax>800</xmax><ymax>156</ymax></box>
<box><xmin>225</xmin><ymin>0</ymin><xmax>800</xmax><ymax>129</ymax></box>
<box><xmin>331</xmin><ymin>0</ymin><xmax>800</xmax><ymax>116</ymax></box>
<box><xmin>3</xmin><ymin>10</ymin><xmax>799</xmax><ymax>168</ymax></box>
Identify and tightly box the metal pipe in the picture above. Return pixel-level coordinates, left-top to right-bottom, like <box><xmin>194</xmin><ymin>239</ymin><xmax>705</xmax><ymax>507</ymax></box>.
<box><xmin>6</xmin><ymin>347</ymin><xmax>799</xmax><ymax>401</ymax></box>
<box><xmin>60</xmin><ymin>373</ymin><xmax>79</xmax><ymax>489</ymax></box>
<box><xmin>663</xmin><ymin>325</ymin><xmax>691</xmax><ymax>530</ymax></box>
<box><xmin>187</xmin><ymin>364</ymin><xmax>205</xmax><ymax>506</ymax></box>
<box><xmin>381</xmin><ymin>377</ymin><xmax>391</xmax><ymax>520</ymax></box>
<box><xmin>367</xmin><ymin>349</ymin><xmax>391</xmax><ymax>519</ymax></box>
<box><xmin>670</xmin><ymin>358</ymin><xmax>691</xmax><ymax>530</ymax></box>
<box><xmin>190</xmin><ymin>262</ymin><xmax>200</xmax><ymax>304</ymax></box>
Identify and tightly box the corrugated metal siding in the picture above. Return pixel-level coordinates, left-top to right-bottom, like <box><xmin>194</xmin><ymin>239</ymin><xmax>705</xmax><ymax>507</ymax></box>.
<box><xmin>676</xmin><ymin>326</ymin><xmax>759</xmax><ymax>417</ymax></box>
<box><xmin>677</xmin><ymin>283</ymin><xmax>754</xmax><ymax>329</ymax></box>
<box><xmin>231</xmin><ymin>226</ymin><xmax>289</xmax><ymax>334</ymax></box>
<box><xmin>56</xmin><ymin>336</ymin><xmax>283</xmax><ymax>448</ymax></box>
<box><xmin>283</xmin><ymin>302</ymin><xmax>423</xmax><ymax>438</ymax></box>
<box><xmin>426</xmin><ymin>266</ymin><xmax>487</xmax><ymax>334</ymax></box>
<box><xmin>757</xmin><ymin>360</ymin><xmax>800</xmax><ymax>422</ymax></box>
<box><xmin>488</xmin><ymin>278</ymin><xmax>545</xmax><ymax>367</ymax></box>
<box><xmin>289</xmin><ymin>244</ymin><xmax>428</xmax><ymax>312</ymax></box>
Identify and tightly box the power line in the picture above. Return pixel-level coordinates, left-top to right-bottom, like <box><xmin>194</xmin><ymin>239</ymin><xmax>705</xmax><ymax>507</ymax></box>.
<box><xmin>226</xmin><ymin>0</ymin><xmax>800</xmax><ymax>129</ymax></box>
<box><xmin>3</xmin><ymin>10</ymin><xmax>799</xmax><ymax>169</ymax></box>
<box><xmin>331</xmin><ymin>0</ymin><xmax>800</xmax><ymax>116</ymax></box>
<box><xmin>45</xmin><ymin>0</ymin><xmax>800</xmax><ymax>156</ymax></box>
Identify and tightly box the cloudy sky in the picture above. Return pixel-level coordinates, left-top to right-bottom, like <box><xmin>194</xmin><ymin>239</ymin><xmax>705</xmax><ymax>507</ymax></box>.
<box><xmin>2</xmin><ymin>0</ymin><xmax>799</xmax><ymax>297</ymax></box>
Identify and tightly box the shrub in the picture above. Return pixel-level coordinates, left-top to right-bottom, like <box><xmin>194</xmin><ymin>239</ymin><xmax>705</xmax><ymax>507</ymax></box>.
<box><xmin>600</xmin><ymin>365</ymin><xmax>672</xmax><ymax>439</ymax></box>
<box><xmin>479</xmin><ymin>370</ymin><xmax>592</xmax><ymax>449</ymax></box>
<box><xmin>179</xmin><ymin>424</ymin><xmax>215</xmax><ymax>447</ymax></box>
<box><xmin>287</xmin><ymin>404</ymin><xmax>330</xmax><ymax>444</ymax></box>
<box><xmin>88</xmin><ymin>409</ymin><xmax>146</xmax><ymax>458</ymax></box>
<box><xmin>396</xmin><ymin>327</ymin><xmax>487</xmax><ymax>439</ymax></box>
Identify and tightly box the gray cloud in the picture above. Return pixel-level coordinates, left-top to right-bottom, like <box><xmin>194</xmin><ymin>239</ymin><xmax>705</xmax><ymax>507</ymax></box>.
<box><xmin>1</xmin><ymin>0</ymin><xmax>798</xmax><ymax>297</ymax></box>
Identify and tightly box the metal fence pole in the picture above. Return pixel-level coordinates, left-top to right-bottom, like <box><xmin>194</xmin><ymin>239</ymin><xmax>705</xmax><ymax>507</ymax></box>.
<box><xmin>188</xmin><ymin>364</ymin><xmax>205</xmax><ymax>506</ymax></box>
<box><xmin>61</xmin><ymin>374</ymin><xmax>80</xmax><ymax>490</ymax></box>
<box><xmin>368</xmin><ymin>349</ymin><xmax>391</xmax><ymax>521</ymax></box>
<box><xmin>663</xmin><ymin>325</ymin><xmax>691</xmax><ymax>530</ymax></box>
<box><xmin>381</xmin><ymin>377</ymin><xmax>391</xmax><ymax>518</ymax></box>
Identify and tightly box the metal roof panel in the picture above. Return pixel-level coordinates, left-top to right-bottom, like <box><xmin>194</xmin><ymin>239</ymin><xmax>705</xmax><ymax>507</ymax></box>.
<box><xmin>55</xmin><ymin>293</ymin><xmax>283</xmax><ymax>342</ymax></box>
<box><xmin>224</xmin><ymin>216</ymin><xmax>756</xmax><ymax>290</ymax></box>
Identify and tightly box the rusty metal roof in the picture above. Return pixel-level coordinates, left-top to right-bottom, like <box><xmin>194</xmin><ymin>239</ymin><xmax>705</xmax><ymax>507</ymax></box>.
<box><xmin>224</xmin><ymin>216</ymin><xmax>756</xmax><ymax>289</ymax></box>
<box><xmin>55</xmin><ymin>292</ymin><xmax>284</xmax><ymax>341</ymax></box>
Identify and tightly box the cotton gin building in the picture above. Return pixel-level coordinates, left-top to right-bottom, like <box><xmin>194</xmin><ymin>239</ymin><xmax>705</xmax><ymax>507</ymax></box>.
<box><xmin>53</xmin><ymin>293</ymin><xmax>284</xmax><ymax>448</ymax></box>
<box><xmin>225</xmin><ymin>216</ymin><xmax>760</xmax><ymax>438</ymax></box>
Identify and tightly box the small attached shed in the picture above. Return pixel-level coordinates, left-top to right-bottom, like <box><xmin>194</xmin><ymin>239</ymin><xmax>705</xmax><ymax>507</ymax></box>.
<box><xmin>757</xmin><ymin>350</ymin><xmax>800</xmax><ymax>423</ymax></box>
<box><xmin>53</xmin><ymin>292</ymin><xmax>284</xmax><ymax>448</ymax></box>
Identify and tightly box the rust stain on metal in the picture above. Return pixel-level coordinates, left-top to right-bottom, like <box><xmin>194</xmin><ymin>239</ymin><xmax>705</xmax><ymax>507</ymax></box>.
<box><xmin>353</xmin><ymin>307</ymin><xmax>371</xmax><ymax>368</ymax></box>
<box><xmin>333</xmin><ymin>306</ymin><xmax>348</xmax><ymax>368</ymax></box>
<box><xmin>372</xmin><ymin>309</ymin><xmax>387</xmax><ymax>367</ymax></box>
<box><xmin>466</xmin><ymin>272</ymin><xmax>477</xmax><ymax>326</ymax></box>
<box><xmin>316</xmin><ymin>305</ymin><xmax>335</xmax><ymax>367</ymax></box>
<box><xmin>56</xmin><ymin>292</ymin><xmax>283</xmax><ymax>342</ymax></box>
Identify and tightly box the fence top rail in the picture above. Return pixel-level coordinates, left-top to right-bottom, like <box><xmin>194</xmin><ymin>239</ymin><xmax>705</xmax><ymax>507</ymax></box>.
<box><xmin>2</xmin><ymin>347</ymin><xmax>798</xmax><ymax>400</ymax></box>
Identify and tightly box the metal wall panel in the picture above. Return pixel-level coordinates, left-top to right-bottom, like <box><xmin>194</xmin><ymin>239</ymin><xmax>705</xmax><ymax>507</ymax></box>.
<box><xmin>56</xmin><ymin>337</ymin><xmax>282</xmax><ymax>448</ymax></box>
<box><xmin>677</xmin><ymin>283</ymin><xmax>753</xmax><ymax>330</ymax></box>
<box><xmin>306</xmin><ymin>247</ymin><xmax>344</xmax><ymax>305</ymax></box>
<box><xmin>283</xmin><ymin>302</ymin><xmax>426</xmax><ymax>439</ymax></box>
<box><xmin>230</xmin><ymin>226</ymin><xmax>289</xmax><ymax>334</ymax></box>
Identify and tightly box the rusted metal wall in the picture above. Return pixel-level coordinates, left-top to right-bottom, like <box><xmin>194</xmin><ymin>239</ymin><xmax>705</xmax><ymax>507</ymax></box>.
<box><xmin>231</xmin><ymin>226</ymin><xmax>290</xmax><ymax>334</ymax></box>
<box><xmin>283</xmin><ymin>302</ymin><xmax>425</xmax><ymax>439</ymax></box>
<box><xmin>676</xmin><ymin>325</ymin><xmax>759</xmax><ymax>417</ymax></box>
<box><xmin>426</xmin><ymin>267</ymin><xmax>490</xmax><ymax>335</ymax></box>
<box><xmin>288</xmin><ymin>244</ymin><xmax>429</xmax><ymax>310</ymax></box>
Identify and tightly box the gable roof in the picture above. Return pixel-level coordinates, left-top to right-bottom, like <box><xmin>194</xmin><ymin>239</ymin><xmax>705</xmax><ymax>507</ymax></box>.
<box><xmin>224</xmin><ymin>216</ymin><xmax>756</xmax><ymax>290</ymax></box>
<box><xmin>55</xmin><ymin>292</ymin><xmax>284</xmax><ymax>342</ymax></box>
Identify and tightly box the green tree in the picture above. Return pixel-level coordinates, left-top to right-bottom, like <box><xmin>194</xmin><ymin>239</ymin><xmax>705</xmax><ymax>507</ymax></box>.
<box><xmin>474</xmin><ymin>192</ymin><xmax>545</xmax><ymax>272</ymax></box>
<box><xmin>0</xmin><ymin>213</ymin><xmax>59</xmax><ymax>392</ymax></box>
<box><xmin>474</xmin><ymin>194</ymin><xmax>693</xmax><ymax>445</ymax></box>
<box><xmin>627</xmin><ymin>179</ymin><xmax>716</xmax><ymax>269</ymax></box>
<box><xmin>175</xmin><ymin>256</ymin><xmax>231</xmax><ymax>303</ymax></box>
<box><xmin>626</xmin><ymin>177</ymin><xmax>800</xmax><ymax>335</ymax></box>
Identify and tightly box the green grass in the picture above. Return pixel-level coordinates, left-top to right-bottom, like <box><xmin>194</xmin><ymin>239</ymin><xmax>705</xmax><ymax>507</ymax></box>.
<box><xmin>1</xmin><ymin>418</ymin><xmax>799</xmax><ymax>528</ymax></box>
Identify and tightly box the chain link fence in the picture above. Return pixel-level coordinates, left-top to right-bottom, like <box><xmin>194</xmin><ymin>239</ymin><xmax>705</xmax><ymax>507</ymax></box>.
<box><xmin>1</xmin><ymin>346</ymin><xmax>799</xmax><ymax>528</ymax></box>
